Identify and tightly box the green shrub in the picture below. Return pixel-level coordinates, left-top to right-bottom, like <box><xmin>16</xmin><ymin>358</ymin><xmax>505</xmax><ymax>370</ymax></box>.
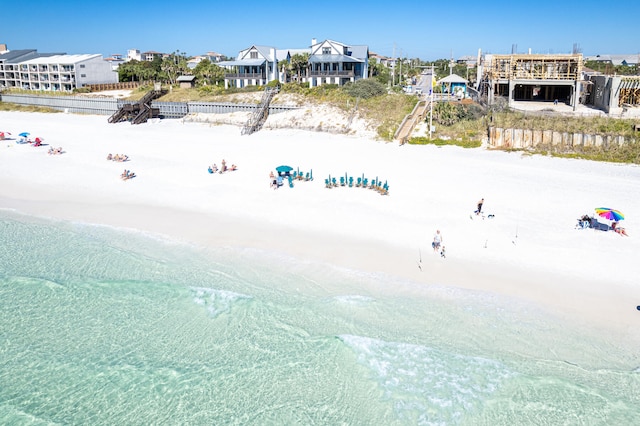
<box><xmin>408</xmin><ymin>136</ymin><xmax>481</xmax><ymax>148</ymax></box>
<box><xmin>342</xmin><ymin>79</ymin><xmax>386</xmax><ymax>99</ymax></box>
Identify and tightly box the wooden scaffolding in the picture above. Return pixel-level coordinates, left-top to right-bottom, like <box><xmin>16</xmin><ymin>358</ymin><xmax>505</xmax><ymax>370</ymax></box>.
<box><xmin>618</xmin><ymin>76</ymin><xmax>640</xmax><ymax>106</ymax></box>
<box><xmin>487</xmin><ymin>54</ymin><xmax>582</xmax><ymax>81</ymax></box>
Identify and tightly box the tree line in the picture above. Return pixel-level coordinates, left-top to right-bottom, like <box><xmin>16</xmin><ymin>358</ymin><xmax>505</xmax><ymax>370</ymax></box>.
<box><xmin>117</xmin><ymin>50</ymin><xmax>473</xmax><ymax>89</ymax></box>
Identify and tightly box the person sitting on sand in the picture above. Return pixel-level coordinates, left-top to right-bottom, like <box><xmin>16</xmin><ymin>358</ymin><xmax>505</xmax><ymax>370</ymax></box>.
<box><xmin>612</xmin><ymin>221</ymin><xmax>629</xmax><ymax>236</ymax></box>
<box><xmin>229</xmin><ymin>164</ymin><xmax>237</xmax><ymax>171</ymax></box>
<box><xmin>107</xmin><ymin>153</ymin><xmax>113</xmax><ymax>161</ymax></box>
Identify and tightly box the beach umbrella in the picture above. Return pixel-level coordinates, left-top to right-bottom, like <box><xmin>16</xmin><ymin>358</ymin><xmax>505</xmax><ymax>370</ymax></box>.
<box><xmin>19</xmin><ymin>132</ymin><xmax>30</xmax><ymax>137</ymax></box>
<box><xmin>35</xmin><ymin>137</ymin><xmax>44</xmax><ymax>142</ymax></box>
<box><xmin>276</xmin><ymin>165</ymin><xmax>292</xmax><ymax>173</ymax></box>
<box><xmin>595</xmin><ymin>207</ymin><xmax>624</xmax><ymax>221</ymax></box>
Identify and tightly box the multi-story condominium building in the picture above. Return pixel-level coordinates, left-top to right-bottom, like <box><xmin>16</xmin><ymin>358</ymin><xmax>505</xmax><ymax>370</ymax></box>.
<box><xmin>0</xmin><ymin>50</ymin><xmax>118</xmax><ymax>92</ymax></box>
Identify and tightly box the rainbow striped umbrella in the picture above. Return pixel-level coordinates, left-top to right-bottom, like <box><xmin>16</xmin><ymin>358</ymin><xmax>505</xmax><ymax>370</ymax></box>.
<box><xmin>595</xmin><ymin>207</ymin><xmax>624</xmax><ymax>221</ymax></box>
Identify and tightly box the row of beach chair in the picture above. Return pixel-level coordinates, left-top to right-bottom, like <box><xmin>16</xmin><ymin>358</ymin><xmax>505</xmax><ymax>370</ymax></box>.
<box><xmin>290</xmin><ymin>170</ymin><xmax>313</xmax><ymax>181</ymax></box>
<box><xmin>324</xmin><ymin>175</ymin><xmax>389</xmax><ymax>195</ymax></box>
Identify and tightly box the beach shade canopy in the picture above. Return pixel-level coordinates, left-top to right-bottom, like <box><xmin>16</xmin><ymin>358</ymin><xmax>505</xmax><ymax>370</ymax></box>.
<box><xmin>276</xmin><ymin>165</ymin><xmax>293</xmax><ymax>173</ymax></box>
<box><xmin>35</xmin><ymin>137</ymin><xmax>43</xmax><ymax>142</ymax></box>
<box><xmin>595</xmin><ymin>207</ymin><xmax>624</xmax><ymax>221</ymax></box>
<box><xmin>19</xmin><ymin>132</ymin><xmax>30</xmax><ymax>137</ymax></box>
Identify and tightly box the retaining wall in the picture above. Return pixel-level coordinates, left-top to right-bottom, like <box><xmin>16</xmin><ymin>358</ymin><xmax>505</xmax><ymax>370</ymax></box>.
<box><xmin>488</xmin><ymin>126</ymin><xmax>625</xmax><ymax>149</ymax></box>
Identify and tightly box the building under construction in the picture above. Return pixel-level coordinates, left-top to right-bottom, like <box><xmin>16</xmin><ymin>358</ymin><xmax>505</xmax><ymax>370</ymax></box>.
<box><xmin>477</xmin><ymin>52</ymin><xmax>640</xmax><ymax>114</ymax></box>
<box><xmin>478</xmin><ymin>53</ymin><xmax>583</xmax><ymax>110</ymax></box>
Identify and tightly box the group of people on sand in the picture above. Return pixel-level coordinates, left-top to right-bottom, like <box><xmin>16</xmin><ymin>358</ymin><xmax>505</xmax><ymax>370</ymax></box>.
<box><xmin>107</xmin><ymin>153</ymin><xmax>129</xmax><ymax>162</ymax></box>
<box><xmin>208</xmin><ymin>159</ymin><xmax>237</xmax><ymax>174</ymax></box>
<box><xmin>47</xmin><ymin>146</ymin><xmax>63</xmax><ymax>155</ymax></box>
<box><xmin>576</xmin><ymin>214</ymin><xmax>629</xmax><ymax>236</ymax></box>
<box><xmin>121</xmin><ymin>169</ymin><xmax>136</xmax><ymax>180</ymax></box>
<box><xmin>269</xmin><ymin>171</ymin><xmax>283</xmax><ymax>189</ymax></box>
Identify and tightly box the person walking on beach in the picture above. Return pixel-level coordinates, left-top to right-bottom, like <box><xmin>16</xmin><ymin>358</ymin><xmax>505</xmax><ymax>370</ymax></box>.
<box><xmin>432</xmin><ymin>229</ymin><xmax>442</xmax><ymax>253</ymax></box>
<box><xmin>476</xmin><ymin>198</ymin><xmax>484</xmax><ymax>215</ymax></box>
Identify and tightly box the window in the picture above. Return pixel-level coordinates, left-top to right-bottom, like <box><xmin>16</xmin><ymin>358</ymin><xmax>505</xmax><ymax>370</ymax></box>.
<box><xmin>80</xmin><ymin>64</ymin><xmax>85</xmax><ymax>68</ymax></box>
<box><xmin>322</xmin><ymin>47</ymin><xmax>331</xmax><ymax>55</ymax></box>
<box><xmin>250</xmin><ymin>51</ymin><xmax>258</xmax><ymax>59</ymax></box>
<box><xmin>80</xmin><ymin>74</ymin><xmax>86</xmax><ymax>78</ymax></box>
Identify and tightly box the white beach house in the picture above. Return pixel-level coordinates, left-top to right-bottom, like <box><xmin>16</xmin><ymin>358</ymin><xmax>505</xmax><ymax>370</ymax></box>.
<box><xmin>219</xmin><ymin>39</ymin><xmax>369</xmax><ymax>89</ymax></box>
<box><xmin>307</xmin><ymin>39</ymin><xmax>368</xmax><ymax>87</ymax></box>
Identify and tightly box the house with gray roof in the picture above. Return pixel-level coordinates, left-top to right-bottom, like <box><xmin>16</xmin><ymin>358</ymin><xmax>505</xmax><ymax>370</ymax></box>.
<box><xmin>308</xmin><ymin>39</ymin><xmax>368</xmax><ymax>87</ymax></box>
<box><xmin>585</xmin><ymin>54</ymin><xmax>640</xmax><ymax>67</ymax></box>
<box><xmin>218</xmin><ymin>39</ymin><xmax>369</xmax><ymax>89</ymax></box>
<box><xmin>218</xmin><ymin>45</ymin><xmax>278</xmax><ymax>89</ymax></box>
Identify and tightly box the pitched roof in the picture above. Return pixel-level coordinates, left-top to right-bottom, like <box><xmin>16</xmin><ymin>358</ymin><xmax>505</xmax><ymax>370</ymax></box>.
<box><xmin>437</xmin><ymin>74</ymin><xmax>468</xmax><ymax>84</ymax></box>
<box><xmin>585</xmin><ymin>54</ymin><xmax>640</xmax><ymax>66</ymax></box>
<box><xmin>218</xmin><ymin>58</ymin><xmax>266</xmax><ymax>67</ymax></box>
<box><xmin>308</xmin><ymin>54</ymin><xmax>364</xmax><ymax>63</ymax></box>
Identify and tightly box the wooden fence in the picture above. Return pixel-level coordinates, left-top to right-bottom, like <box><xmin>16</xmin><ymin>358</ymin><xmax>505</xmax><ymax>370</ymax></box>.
<box><xmin>85</xmin><ymin>81</ymin><xmax>149</xmax><ymax>92</ymax></box>
<box><xmin>0</xmin><ymin>93</ymin><xmax>299</xmax><ymax>119</ymax></box>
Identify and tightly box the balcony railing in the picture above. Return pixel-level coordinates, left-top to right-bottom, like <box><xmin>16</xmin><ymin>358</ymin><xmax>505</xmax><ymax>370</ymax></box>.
<box><xmin>310</xmin><ymin>70</ymin><xmax>355</xmax><ymax>77</ymax></box>
<box><xmin>224</xmin><ymin>72</ymin><xmax>266</xmax><ymax>79</ymax></box>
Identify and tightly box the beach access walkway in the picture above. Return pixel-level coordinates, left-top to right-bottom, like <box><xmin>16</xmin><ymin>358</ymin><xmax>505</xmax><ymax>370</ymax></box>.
<box><xmin>394</xmin><ymin>99</ymin><xmax>430</xmax><ymax>144</ymax></box>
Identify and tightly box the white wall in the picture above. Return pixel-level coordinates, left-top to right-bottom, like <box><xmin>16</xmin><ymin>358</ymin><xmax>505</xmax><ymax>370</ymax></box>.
<box><xmin>76</xmin><ymin>56</ymin><xmax>119</xmax><ymax>86</ymax></box>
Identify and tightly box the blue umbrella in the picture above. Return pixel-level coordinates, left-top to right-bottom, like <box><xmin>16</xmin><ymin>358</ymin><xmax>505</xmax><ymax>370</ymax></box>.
<box><xmin>19</xmin><ymin>132</ymin><xmax>30</xmax><ymax>137</ymax></box>
<box><xmin>276</xmin><ymin>165</ymin><xmax>292</xmax><ymax>173</ymax></box>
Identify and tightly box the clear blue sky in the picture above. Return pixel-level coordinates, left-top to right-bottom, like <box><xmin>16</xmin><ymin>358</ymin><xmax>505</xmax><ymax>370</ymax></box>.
<box><xmin>3</xmin><ymin>0</ymin><xmax>638</xmax><ymax>60</ymax></box>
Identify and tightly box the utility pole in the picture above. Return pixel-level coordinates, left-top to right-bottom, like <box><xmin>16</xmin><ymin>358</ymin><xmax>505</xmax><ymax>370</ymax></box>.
<box><xmin>391</xmin><ymin>43</ymin><xmax>396</xmax><ymax>87</ymax></box>
<box><xmin>399</xmin><ymin>49</ymin><xmax>403</xmax><ymax>88</ymax></box>
<box><xmin>429</xmin><ymin>64</ymin><xmax>434</xmax><ymax>139</ymax></box>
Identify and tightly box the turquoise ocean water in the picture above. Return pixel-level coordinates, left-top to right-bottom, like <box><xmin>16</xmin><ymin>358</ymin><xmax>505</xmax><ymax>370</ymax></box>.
<box><xmin>1</xmin><ymin>210</ymin><xmax>639</xmax><ymax>425</ymax></box>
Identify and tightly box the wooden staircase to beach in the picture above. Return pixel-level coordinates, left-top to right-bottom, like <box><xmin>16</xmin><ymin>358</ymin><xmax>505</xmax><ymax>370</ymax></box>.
<box><xmin>108</xmin><ymin>89</ymin><xmax>163</xmax><ymax>125</ymax></box>
<box><xmin>394</xmin><ymin>100</ymin><xmax>429</xmax><ymax>144</ymax></box>
<box><xmin>241</xmin><ymin>87</ymin><xmax>279</xmax><ymax>135</ymax></box>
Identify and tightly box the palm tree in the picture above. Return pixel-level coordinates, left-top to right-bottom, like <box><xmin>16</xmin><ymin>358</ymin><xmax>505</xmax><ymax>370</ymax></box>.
<box><xmin>290</xmin><ymin>53</ymin><xmax>310</xmax><ymax>82</ymax></box>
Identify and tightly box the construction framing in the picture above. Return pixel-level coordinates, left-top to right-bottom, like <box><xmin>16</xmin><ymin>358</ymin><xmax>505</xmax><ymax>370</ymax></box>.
<box><xmin>487</xmin><ymin>54</ymin><xmax>582</xmax><ymax>80</ymax></box>
<box><xmin>480</xmin><ymin>53</ymin><xmax>583</xmax><ymax>110</ymax></box>
<box><xmin>618</xmin><ymin>76</ymin><xmax>640</xmax><ymax>106</ymax></box>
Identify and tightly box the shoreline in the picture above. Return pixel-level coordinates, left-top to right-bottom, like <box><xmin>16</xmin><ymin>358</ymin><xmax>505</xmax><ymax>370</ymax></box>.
<box><xmin>1</xmin><ymin>110</ymin><xmax>640</xmax><ymax>349</ymax></box>
<box><xmin>2</xmin><ymin>187</ymin><xmax>639</xmax><ymax>344</ymax></box>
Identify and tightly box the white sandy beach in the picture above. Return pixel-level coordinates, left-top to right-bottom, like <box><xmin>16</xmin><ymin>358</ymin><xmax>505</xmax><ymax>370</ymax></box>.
<box><xmin>1</xmin><ymin>110</ymin><xmax>640</xmax><ymax>346</ymax></box>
